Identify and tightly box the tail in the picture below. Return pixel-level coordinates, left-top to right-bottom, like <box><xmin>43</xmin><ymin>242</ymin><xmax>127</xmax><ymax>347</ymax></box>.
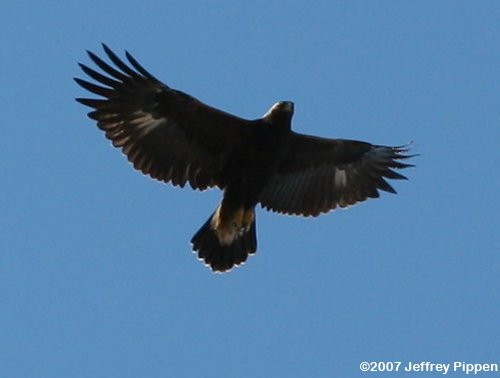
<box><xmin>191</xmin><ymin>206</ymin><xmax>257</xmax><ymax>273</ymax></box>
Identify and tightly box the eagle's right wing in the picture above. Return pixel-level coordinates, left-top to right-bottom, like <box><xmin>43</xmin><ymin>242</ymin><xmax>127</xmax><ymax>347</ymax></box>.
<box><xmin>75</xmin><ymin>44</ymin><xmax>251</xmax><ymax>190</ymax></box>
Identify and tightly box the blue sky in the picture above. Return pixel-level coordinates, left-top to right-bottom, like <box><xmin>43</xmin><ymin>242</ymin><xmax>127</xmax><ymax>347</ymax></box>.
<box><xmin>2</xmin><ymin>1</ymin><xmax>499</xmax><ymax>377</ymax></box>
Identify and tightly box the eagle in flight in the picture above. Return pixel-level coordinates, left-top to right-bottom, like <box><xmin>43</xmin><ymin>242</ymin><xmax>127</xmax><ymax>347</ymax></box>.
<box><xmin>75</xmin><ymin>45</ymin><xmax>414</xmax><ymax>273</ymax></box>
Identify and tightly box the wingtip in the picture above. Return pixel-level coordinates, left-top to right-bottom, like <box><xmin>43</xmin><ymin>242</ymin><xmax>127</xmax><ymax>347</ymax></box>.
<box><xmin>86</xmin><ymin>49</ymin><xmax>98</xmax><ymax>61</ymax></box>
<box><xmin>75</xmin><ymin>97</ymin><xmax>90</xmax><ymax>107</ymax></box>
<box><xmin>394</xmin><ymin>141</ymin><xmax>420</xmax><ymax>158</ymax></box>
<box><xmin>101</xmin><ymin>42</ymin><xmax>110</xmax><ymax>52</ymax></box>
<box><xmin>101</xmin><ymin>43</ymin><xmax>116</xmax><ymax>59</ymax></box>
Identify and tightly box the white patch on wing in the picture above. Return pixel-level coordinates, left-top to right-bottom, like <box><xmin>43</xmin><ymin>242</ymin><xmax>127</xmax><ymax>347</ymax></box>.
<box><xmin>131</xmin><ymin>110</ymin><xmax>165</xmax><ymax>137</ymax></box>
<box><xmin>334</xmin><ymin>168</ymin><xmax>347</xmax><ymax>187</ymax></box>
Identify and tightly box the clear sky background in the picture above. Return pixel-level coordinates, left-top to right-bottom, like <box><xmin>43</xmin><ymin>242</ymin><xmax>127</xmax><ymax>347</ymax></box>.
<box><xmin>2</xmin><ymin>1</ymin><xmax>499</xmax><ymax>377</ymax></box>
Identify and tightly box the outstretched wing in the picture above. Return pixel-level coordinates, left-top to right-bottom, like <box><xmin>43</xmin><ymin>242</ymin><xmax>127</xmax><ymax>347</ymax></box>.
<box><xmin>259</xmin><ymin>132</ymin><xmax>414</xmax><ymax>216</ymax></box>
<box><xmin>75</xmin><ymin>44</ymin><xmax>250</xmax><ymax>190</ymax></box>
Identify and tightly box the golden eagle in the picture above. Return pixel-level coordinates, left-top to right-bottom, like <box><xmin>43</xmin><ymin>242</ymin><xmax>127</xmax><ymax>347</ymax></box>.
<box><xmin>75</xmin><ymin>45</ymin><xmax>414</xmax><ymax>273</ymax></box>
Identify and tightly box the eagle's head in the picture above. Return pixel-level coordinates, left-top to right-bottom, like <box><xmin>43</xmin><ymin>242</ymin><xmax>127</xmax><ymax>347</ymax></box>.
<box><xmin>262</xmin><ymin>101</ymin><xmax>294</xmax><ymax>128</ymax></box>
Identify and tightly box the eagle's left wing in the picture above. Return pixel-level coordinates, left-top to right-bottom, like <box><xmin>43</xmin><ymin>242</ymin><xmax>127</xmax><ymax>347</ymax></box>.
<box><xmin>259</xmin><ymin>132</ymin><xmax>414</xmax><ymax>216</ymax></box>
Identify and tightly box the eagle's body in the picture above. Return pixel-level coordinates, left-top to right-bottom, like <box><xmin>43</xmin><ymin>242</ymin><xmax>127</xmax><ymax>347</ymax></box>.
<box><xmin>75</xmin><ymin>45</ymin><xmax>414</xmax><ymax>272</ymax></box>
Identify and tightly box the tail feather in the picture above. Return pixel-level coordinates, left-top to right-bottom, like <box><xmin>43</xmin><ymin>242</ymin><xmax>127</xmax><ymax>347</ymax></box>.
<box><xmin>191</xmin><ymin>211</ymin><xmax>257</xmax><ymax>272</ymax></box>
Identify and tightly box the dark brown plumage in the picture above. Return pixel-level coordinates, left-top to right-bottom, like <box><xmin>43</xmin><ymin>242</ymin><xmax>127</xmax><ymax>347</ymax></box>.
<box><xmin>75</xmin><ymin>44</ymin><xmax>414</xmax><ymax>273</ymax></box>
